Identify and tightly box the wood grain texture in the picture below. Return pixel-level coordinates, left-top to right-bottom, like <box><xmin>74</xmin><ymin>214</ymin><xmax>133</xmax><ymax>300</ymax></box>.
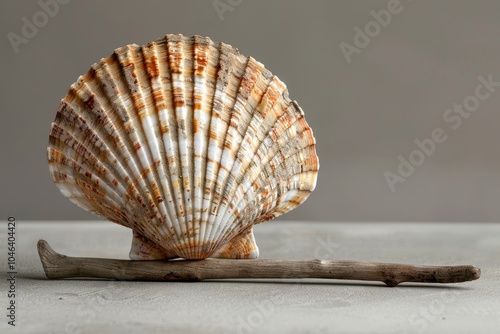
<box><xmin>37</xmin><ymin>240</ymin><xmax>480</xmax><ymax>286</ymax></box>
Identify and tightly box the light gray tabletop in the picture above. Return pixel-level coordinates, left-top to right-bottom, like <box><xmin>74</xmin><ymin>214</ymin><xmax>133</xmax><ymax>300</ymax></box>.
<box><xmin>0</xmin><ymin>221</ymin><xmax>499</xmax><ymax>333</ymax></box>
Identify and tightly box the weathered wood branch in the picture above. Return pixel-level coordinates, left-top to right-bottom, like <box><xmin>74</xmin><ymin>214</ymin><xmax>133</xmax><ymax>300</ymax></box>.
<box><xmin>37</xmin><ymin>239</ymin><xmax>480</xmax><ymax>287</ymax></box>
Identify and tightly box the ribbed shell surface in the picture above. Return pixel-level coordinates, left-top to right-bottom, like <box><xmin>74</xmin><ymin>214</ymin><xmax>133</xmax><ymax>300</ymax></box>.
<box><xmin>48</xmin><ymin>34</ymin><xmax>319</xmax><ymax>260</ymax></box>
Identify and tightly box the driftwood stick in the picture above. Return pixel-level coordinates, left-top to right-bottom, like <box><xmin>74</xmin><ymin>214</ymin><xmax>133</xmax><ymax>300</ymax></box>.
<box><xmin>37</xmin><ymin>239</ymin><xmax>480</xmax><ymax>287</ymax></box>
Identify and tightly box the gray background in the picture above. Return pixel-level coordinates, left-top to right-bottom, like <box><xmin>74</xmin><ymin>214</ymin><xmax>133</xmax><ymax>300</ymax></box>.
<box><xmin>1</xmin><ymin>0</ymin><xmax>500</xmax><ymax>222</ymax></box>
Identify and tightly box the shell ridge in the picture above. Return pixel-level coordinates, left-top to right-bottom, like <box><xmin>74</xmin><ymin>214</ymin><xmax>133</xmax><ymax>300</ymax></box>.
<box><xmin>130</xmin><ymin>42</ymin><xmax>183</xmax><ymax>256</ymax></box>
<box><xmin>80</xmin><ymin>66</ymin><xmax>166</xmax><ymax>234</ymax></box>
<box><xmin>198</xmin><ymin>41</ymin><xmax>235</xmax><ymax>256</ymax></box>
<box><xmin>207</xmin><ymin>60</ymin><xmax>274</xmax><ymax>246</ymax></box>
<box><xmin>89</xmin><ymin>57</ymin><xmax>160</xmax><ymax>226</ymax></box>
<box><xmin>206</xmin><ymin>72</ymin><xmax>280</xmax><ymax>255</ymax></box>
<box><xmin>142</xmin><ymin>38</ymin><xmax>195</xmax><ymax>257</ymax></box>
<box><xmin>206</xmin><ymin>66</ymin><xmax>272</xmax><ymax>253</ymax></box>
<box><xmin>48</xmin><ymin>146</ymin><xmax>132</xmax><ymax>225</ymax></box>
<box><xmin>203</xmin><ymin>44</ymin><xmax>249</xmax><ymax>257</ymax></box>
<box><xmin>249</xmin><ymin>123</ymin><xmax>317</xmax><ymax>220</ymax></box>
<box><xmin>185</xmin><ymin>35</ymin><xmax>197</xmax><ymax>259</ymax></box>
<box><xmin>213</xmin><ymin>100</ymin><xmax>315</xmax><ymax>250</ymax></box>
<box><xmin>232</xmin><ymin>124</ymin><xmax>318</xmax><ymax>228</ymax></box>
<box><xmin>48</xmin><ymin>124</ymin><xmax>129</xmax><ymax>210</ymax></box>
<box><xmin>50</xmin><ymin>86</ymin><xmax>153</xmax><ymax>226</ymax></box>
<box><xmin>205</xmin><ymin>59</ymin><xmax>255</xmax><ymax>254</ymax></box>
<box><xmin>196</xmin><ymin>39</ymin><xmax>224</xmax><ymax>259</ymax></box>
<box><xmin>100</xmin><ymin>51</ymin><xmax>165</xmax><ymax>241</ymax></box>
<box><xmin>126</xmin><ymin>45</ymin><xmax>173</xmax><ymax>230</ymax></box>
<box><xmin>256</xmin><ymin>146</ymin><xmax>318</xmax><ymax>220</ymax></box>
<box><xmin>206</xmin><ymin>55</ymin><xmax>257</xmax><ymax>240</ymax></box>
<box><xmin>48</xmin><ymin>146</ymin><xmax>129</xmax><ymax>223</ymax></box>
<box><xmin>192</xmin><ymin>36</ymin><xmax>219</xmax><ymax>258</ymax></box>
<box><xmin>211</xmin><ymin>60</ymin><xmax>272</xmax><ymax>228</ymax></box>
<box><xmin>115</xmin><ymin>45</ymin><xmax>168</xmax><ymax>215</ymax></box>
<box><xmin>271</xmin><ymin>172</ymin><xmax>317</xmax><ymax>217</ymax></box>
<box><xmin>188</xmin><ymin>36</ymin><xmax>197</xmax><ymax>259</ymax></box>
<box><xmin>144</xmin><ymin>42</ymin><xmax>183</xmax><ymax>251</ymax></box>
<box><xmin>208</xmin><ymin>75</ymin><xmax>288</xmax><ymax>254</ymax></box>
<box><xmin>152</xmin><ymin>35</ymin><xmax>188</xmax><ymax>254</ymax></box>
<box><xmin>166</xmin><ymin>35</ymin><xmax>196</xmax><ymax>258</ymax></box>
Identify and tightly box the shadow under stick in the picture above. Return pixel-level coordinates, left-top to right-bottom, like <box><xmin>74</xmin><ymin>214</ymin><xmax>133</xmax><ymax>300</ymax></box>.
<box><xmin>37</xmin><ymin>239</ymin><xmax>480</xmax><ymax>287</ymax></box>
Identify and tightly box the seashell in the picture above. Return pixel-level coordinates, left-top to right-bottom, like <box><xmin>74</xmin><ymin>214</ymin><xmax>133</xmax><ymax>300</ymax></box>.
<box><xmin>47</xmin><ymin>34</ymin><xmax>319</xmax><ymax>260</ymax></box>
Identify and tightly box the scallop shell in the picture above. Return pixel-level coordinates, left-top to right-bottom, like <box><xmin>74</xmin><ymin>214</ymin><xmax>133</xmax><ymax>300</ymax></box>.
<box><xmin>48</xmin><ymin>34</ymin><xmax>319</xmax><ymax>260</ymax></box>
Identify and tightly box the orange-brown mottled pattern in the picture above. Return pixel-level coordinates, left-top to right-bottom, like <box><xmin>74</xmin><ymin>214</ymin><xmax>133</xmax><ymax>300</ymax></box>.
<box><xmin>165</xmin><ymin>35</ymin><xmax>198</xmax><ymax>258</ymax></box>
<box><xmin>48</xmin><ymin>34</ymin><xmax>318</xmax><ymax>260</ymax></box>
